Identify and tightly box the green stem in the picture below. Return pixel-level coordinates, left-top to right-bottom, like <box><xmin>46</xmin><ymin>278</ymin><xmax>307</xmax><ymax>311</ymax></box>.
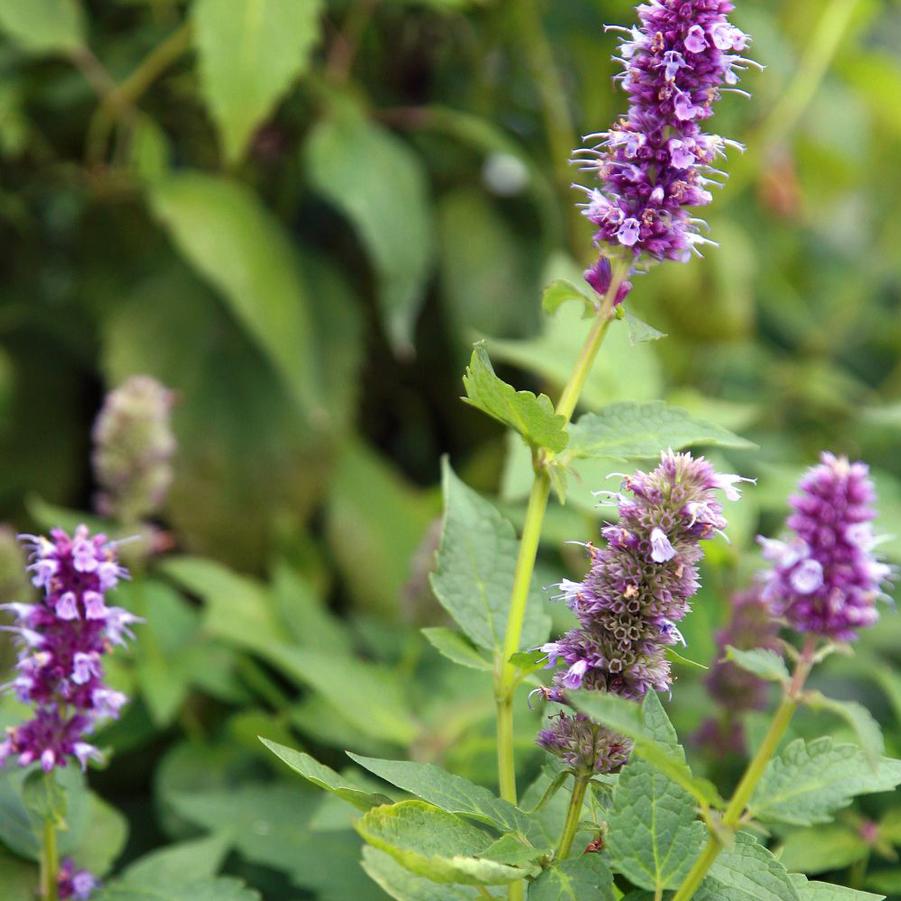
<box><xmin>672</xmin><ymin>636</ymin><xmax>818</xmax><ymax>901</ymax></box>
<box><xmin>41</xmin><ymin>814</ymin><xmax>59</xmax><ymax>901</ymax></box>
<box><xmin>556</xmin><ymin>773</ymin><xmax>590</xmax><ymax>860</ymax></box>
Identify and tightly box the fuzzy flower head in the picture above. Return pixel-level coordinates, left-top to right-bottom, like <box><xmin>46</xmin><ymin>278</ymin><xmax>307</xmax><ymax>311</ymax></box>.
<box><xmin>0</xmin><ymin>527</ymin><xmax>138</xmax><ymax>772</ymax></box>
<box><xmin>538</xmin><ymin>450</ymin><xmax>744</xmax><ymax>772</ymax></box>
<box><xmin>576</xmin><ymin>0</ymin><xmax>755</xmax><ymax>290</ymax></box>
<box><xmin>92</xmin><ymin>375</ymin><xmax>176</xmax><ymax>524</ymax></box>
<box><xmin>759</xmin><ymin>452</ymin><xmax>890</xmax><ymax>641</ymax></box>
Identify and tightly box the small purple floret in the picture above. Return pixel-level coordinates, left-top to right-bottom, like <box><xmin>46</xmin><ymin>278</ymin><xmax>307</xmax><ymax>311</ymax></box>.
<box><xmin>759</xmin><ymin>452</ymin><xmax>890</xmax><ymax>641</ymax></box>
<box><xmin>58</xmin><ymin>857</ymin><xmax>97</xmax><ymax>900</ymax></box>
<box><xmin>576</xmin><ymin>0</ymin><xmax>755</xmax><ymax>288</ymax></box>
<box><xmin>0</xmin><ymin>526</ymin><xmax>138</xmax><ymax>772</ymax></box>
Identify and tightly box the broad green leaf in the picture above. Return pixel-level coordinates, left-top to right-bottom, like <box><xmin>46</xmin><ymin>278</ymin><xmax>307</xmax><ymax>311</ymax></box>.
<box><xmin>422</xmin><ymin>627</ymin><xmax>493</xmax><ymax>672</ymax></box>
<box><xmin>694</xmin><ymin>832</ymin><xmax>800</xmax><ymax>900</ymax></box>
<box><xmin>430</xmin><ymin>459</ymin><xmax>550</xmax><ymax>653</ymax></box>
<box><xmin>355</xmin><ymin>800</ymin><xmax>535</xmax><ymax>884</ymax></box>
<box><xmin>325</xmin><ymin>440</ymin><xmax>439</xmax><ymax>618</ymax></box>
<box><xmin>347</xmin><ymin>754</ymin><xmax>535</xmax><ymax>839</ymax></box>
<box><xmin>640</xmin><ymin>691</ymin><xmax>678</xmax><ymax>746</ymax></box>
<box><xmin>149</xmin><ymin>173</ymin><xmax>318</xmax><ymax>416</ymax></box>
<box><xmin>803</xmin><ymin>692</ymin><xmax>884</xmax><ymax>766</ymax></box>
<box><xmin>528</xmin><ymin>854</ymin><xmax>615</xmax><ymax>900</ymax></box>
<box><xmin>262</xmin><ymin>740</ymin><xmax>391</xmax><ymax>811</ymax></box>
<box><xmin>193</xmin><ymin>0</ymin><xmax>322</xmax><ymax>162</ymax></box>
<box><xmin>361</xmin><ymin>846</ymin><xmax>485</xmax><ymax>900</ymax></box>
<box><xmin>121</xmin><ymin>834</ymin><xmax>231</xmax><ymax>883</ymax></box>
<box><xmin>541</xmin><ymin>279</ymin><xmax>595</xmax><ymax>317</ymax></box>
<box><xmin>795</xmin><ymin>880</ymin><xmax>883</xmax><ymax>901</ymax></box>
<box><xmin>778</xmin><ymin>824</ymin><xmax>869</xmax><ymax>874</ymax></box>
<box><xmin>0</xmin><ymin>0</ymin><xmax>84</xmax><ymax>53</ymax></box>
<box><xmin>305</xmin><ymin>107</ymin><xmax>434</xmax><ymax>352</ymax></box>
<box><xmin>271</xmin><ymin>562</ymin><xmax>350</xmax><ymax>655</ymax></box>
<box><xmin>21</xmin><ymin>770</ymin><xmax>66</xmax><ymax>826</ymax></box>
<box><xmin>879</xmin><ymin>807</ymin><xmax>901</xmax><ymax>844</ymax></box>
<box><xmin>92</xmin><ymin>877</ymin><xmax>260</xmax><ymax>901</ymax></box>
<box><xmin>481</xmin><ymin>833</ymin><xmax>546</xmax><ymax>867</ymax></box>
<box><xmin>486</xmin><ymin>299</ymin><xmax>662</xmax><ymax>408</ymax></box>
<box><xmin>566</xmin><ymin>401</ymin><xmax>753</xmax><ymax>462</ymax></box>
<box><xmin>0</xmin><ymin>846</ymin><xmax>36</xmax><ymax>901</ymax></box>
<box><xmin>462</xmin><ymin>343</ymin><xmax>568</xmax><ymax>452</ymax></box>
<box><xmin>605</xmin><ymin>755</ymin><xmax>706</xmax><ymax>892</ymax></box>
<box><xmin>865</xmin><ymin>868</ymin><xmax>901</xmax><ymax>896</ymax></box>
<box><xmin>748</xmin><ymin>737</ymin><xmax>901</xmax><ymax>826</ymax></box>
<box><xmin>70</xmin><ymin>795</ymin><xmax>129</xmax><ymax>877</ymax></box>
<box><xmin>725</xmin><ymin>646</ymin><xmax>789</xmax><ymax>683</ymax></box>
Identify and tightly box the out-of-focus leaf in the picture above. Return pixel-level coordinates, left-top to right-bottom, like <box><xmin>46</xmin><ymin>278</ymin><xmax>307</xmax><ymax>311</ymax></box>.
<box><xmin>422</xmin><ymin>627</ymin><xmax>493</xmax><ymax>671</ymax></box>
<box><xmin>463</xmin><ymin>343</ymin><xmax>568</xmax><ymax>452</ymax></box>
<box><xmin>0</xmin><ymin>0</ymin><xmax>84</xmax><ymax>53</ymax></box>
<box><xmin>121</xmin><ymin>834</ymin><xmax>231</xmax><ymax>883</ymax></box>
<box><xmin>70</xmin><ymin>794</ymin><xmax>129</xmax><ymax>877</ymax></box>
<box><xmin>326</xmin><ymin>441</ymin><xmax>439</xmax><ymax>618</ymax></box>
<box><xmin>802</xmin><ymin>692</ymin><xmax>884</xmax><ymax>766</ymax></box>
<box><xmin>305</xmin><ymin>106</ymin><xmax>434</xmax><ymax>353</ymax></box>
<box><xmin>271</xmin><ymin>562</ymin><xmax>350</xmax><ymax>655</ymax></box>
<box><xmin>431</xmin><ymin>459</ymin><xmax>550</xmax><ymax>653</ymax></box>
<box><xmin>192</xmin><ymin>0</ymin><xmax>322</xmax><ymax>162</ymax></box>
<box><xmin>149</xmin><ymin>173</ymin><xmax>318</xmax><ymax>416</ymax></box>
<box><xmin>724</xmin><ymin>646</ymin><xmax>789</xmax><ymax>683</ymax></box>
<box><xmin>0</xmin><ymin>847</ymin><xmax>36</xmax><ymax>901</ymax></box>
<box><xmin>93</xmin><ymin>877</ymin><xmax>260</xmax><ymax>901</ymax></box>
<box><xmin>777</xmin><ymin>824</ymin><xmax>869</xmax><ymax>874</ymax></box>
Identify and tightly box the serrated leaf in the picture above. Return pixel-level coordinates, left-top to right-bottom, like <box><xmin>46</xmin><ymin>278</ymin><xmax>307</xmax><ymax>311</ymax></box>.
<box><xmin>462</xmin><ymin>343</ymin><xmax>568</xmax><ymax>452</ymax></box>
<box><xmin>193</xmin><ymin>0</ymin><xmax>322</xmax><ymax>163</ymax></box>
<box><xmin>262</xmin><ymin>740</ymin><xmax>392</xmax><ymax>811</ymax></box>
<box><xmin>778</xmin><ymin>824</ymin><xmax>869</xmax><ymax>874</ymax></box>
<box><xmin>624</xmin><ymin>311</ymin><xmax>667</xmax><ymax>345</ymax></box>
<box><xmin>541</xmin><ymin>279</ymin><xmax>595</xmax><ymax>317</ymax></box>
<box><xmin>748</xmin><ymin>738</ymin><xmax>901</xmax><ymax>826</ymax></box>
<box><xmin>566</xmin><ymin>401</ymin><xmax>753</xmax><ymax>462</ymax></box>
<box><xmin>430</xmin><ymin>459</ymin><xmax>550</xmax><ymax>653</ymax></box>
<box><xmin>528</xmin><ymin>854</ymin><xmax>615</xmax><ymax>900</ymax></box>
<box><xmin>149</xmin><ymin>173</ymin><xmax>319</xmax><ymax>416</ymax></box>
<box><xmin>725</xmin><ymin>646</ymin><xmax>789</xmax><ymax>683</ymax></box>
<box><xmin>355</xmin><ymin>801</ymin><xmax>535</xmax><ymax>884</ymax></box>
<box><xmin>347</xmin><ymin>754</ymin><xmax>535</xmax><ymax>840</ymax></box>
<box><xmin>792</xmin><ymin>874</ymin><xmax>883</xmax><ymax>900</ymax></box>
<box><xmin>0</xmin><ymin>0</ymin><xmax>84</xmax><ymax>53</ymax></box>
<box><xmin>803</xmin><ymin>692</ymin><xmax>884</xmax><ymax>766</ymax></box>
<box><xmin>605</xmin><ymin>756</ymin><xmax>706</xmax><ymax>892</ymax></box>
<box><xmin>694</xmin><ymin>832</ymin><xmax>800</xmax><ymax>900</ymax></box>
<box><xmin>422</xmin><ymin>627</ymin><xmax>493</xmax><ymax>672</ymax></box>
<box><xmin>360</xmin><ymin>846</ymin><xmax>484</xmax><ymax>900</ymax></box>
<box><xmin>305</xmin><ymin>107</ymin><xmax>434</xmax><ymax>353</ymax></box>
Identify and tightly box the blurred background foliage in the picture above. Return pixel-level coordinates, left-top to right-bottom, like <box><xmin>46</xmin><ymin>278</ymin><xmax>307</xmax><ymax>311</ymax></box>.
<box><xmin>1</xmin><ymin>0</ymin><xmax>901</xmax><ymax>897</ymax></box>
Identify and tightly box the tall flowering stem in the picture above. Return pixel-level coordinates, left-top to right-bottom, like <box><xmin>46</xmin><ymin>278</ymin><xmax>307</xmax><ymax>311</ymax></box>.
<box><xmin>674</xmin><ymin>453</ymin><xmax>889</xmax><ymax>900</ymax></box>
<box><xmin>1</xmin><ymin>526</ymin><xmax>138</xmax><ymax>901</ymax></box>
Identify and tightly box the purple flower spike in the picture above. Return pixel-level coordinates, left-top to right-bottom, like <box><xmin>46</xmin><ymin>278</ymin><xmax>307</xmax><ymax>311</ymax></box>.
<box><xmin>0</xmin><ymin>526</ymin><xmax>138</xmax><ymax>772</ymax></box>
<box><xmin>576</xmin><ymin>0</ymin><xmax>756</xmax><ymax>288</ymax></box>
<box><xmin>538</xmin><ymin>451</ymin><xmax>743</xmax><ymax>772</ymax></box>
<box><xmin>759</xmin><ymin>452</ymin><xmax>891</xmax><ymax>641</ymax></box>
<box><xmin>58</xmin><ymin>857</ymin><xmax>97</xmax><ymax>900</ymax></box>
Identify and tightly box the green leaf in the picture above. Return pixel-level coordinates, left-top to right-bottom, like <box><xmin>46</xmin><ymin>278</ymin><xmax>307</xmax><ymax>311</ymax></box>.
<box><xmin>149</xmin><ymin>173</ymin><xmax>319</xmax><ymax>416</ymax></box>
<box><xmin>462</xmin><ymin>343</ymin><xmax>568</xmax><ymax>452</ymax></box>
<box><xmin>571</xmin><ymin>693</ymin><xmax>722</xmax><ymax>808</ymax></box>
<box><xmin>606</xmin><ymin>750</ymin><xmax>706</xmax><ymax>892</ymax></box>
<box><xmin>724</xmin><ymin>646</ymin><xmax>790</xmax><ymax>683</ymax></box>
<box><xmin>355</xmin><ymin>800</ymin><xmax>535</xmax><ymax>884</ymax></box>
<box><xmin>361</xmin><ymin>846</ymin><xmax>484</xmax><ymax>900</ymax></box>
<box><xmin>262</xmin><ymin>740</ymin><xmax>391</xmax><ymax>811</ymax></box>
<box><xmin>802</xmin><ymin>692</ymin><xmax>884</xmax><ymax>766</ymax></box>
<box><xmin>422</xmin><ymin>627</ymin><xmax>493</xmax><ymax>672</ymax></box>
<box><xmin>0</xmin><ymin>0</ymin><xmax>84</xmax><ymax>53</ymax></box>
<box><xmin>93</xmin><ymin>877</ymin><xmax>260</xmax><ymax>901</ymax></box>
<box><xmin>694</xmin><ymin>832</ymin><xmax>800</xmax><ymax>900</ymax></box>
<box><xmin>121</xmin><ymin>834</ymin><xmax>231</xmax><ymax>883</ymax></box>
<box><xmin>666</xmin><ymin>647</ymin><xmax>709</xmax><ymax>670</ymax></box>
<box><xmin>271</xmin><ymin>562</ymin><xmax>351</xmax><ymax>655</ymax></box>
<box><xmin>624</xmin><ymin>311</ymin><xmax>667</xmax><ymax>345</ymax></box>
<box><xmin>192</xmin><ymin>0</ymin><xmax>322</xmax><ymax>163</ymax></box>
<box><xmin>0</xmin><ymin>846</ymin><xmax>37</xmax><ymax>901</ymax></box>
<box><xmin>430</xmin><ymin>459</ymin><xmax>550</xmax><ymax>653</ymax></box>
<box><xmin>528</xmin><ymin>854</ymin><xmax>615</xmax><ymax>900</ymax></box>
<box><xmin>305</xmin><ymin>106</ymin><xmax>434</xmax><ymax>353</ymax></box>
<box><xmin>566</xmin><ymin>401</ymin><xmax>753</xmax><ymax>462</ymax></box>
<box><xmin>70</xmin><ymin>795</ymin><xmax>129</xmax><ymax>877</ymax></box>
<box><xmin>541</xmin><ymin>279</ymin><xmax>595</xmax><ymax>318</ymax></box>
<box><xmin>748</xmin><ymin>737</ymin><xmax>901</xmax><ymax>826</ymax></box>
<box><xmin>347</xmin><ymin>754</ymin><xmax>535</xmax><ymax>841</ymax></box>
<box><xmin>865</xmin><ymin>867</ymin><xmax>901</xmax><ymax>896</ymax></box>
<box><xmin>778</xmin><ymin>824</ymin><xmax>869</xmax><ymax>874</ymax></box>
<box><xmin>21</xmin><ymin>770</ymin><xmax>66</xmax><ymax>826</ymax></box>
<box><xmin>793</xmin><ymin>875</ymin><xmax>883</xmax><ymax>900</ymax></box>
